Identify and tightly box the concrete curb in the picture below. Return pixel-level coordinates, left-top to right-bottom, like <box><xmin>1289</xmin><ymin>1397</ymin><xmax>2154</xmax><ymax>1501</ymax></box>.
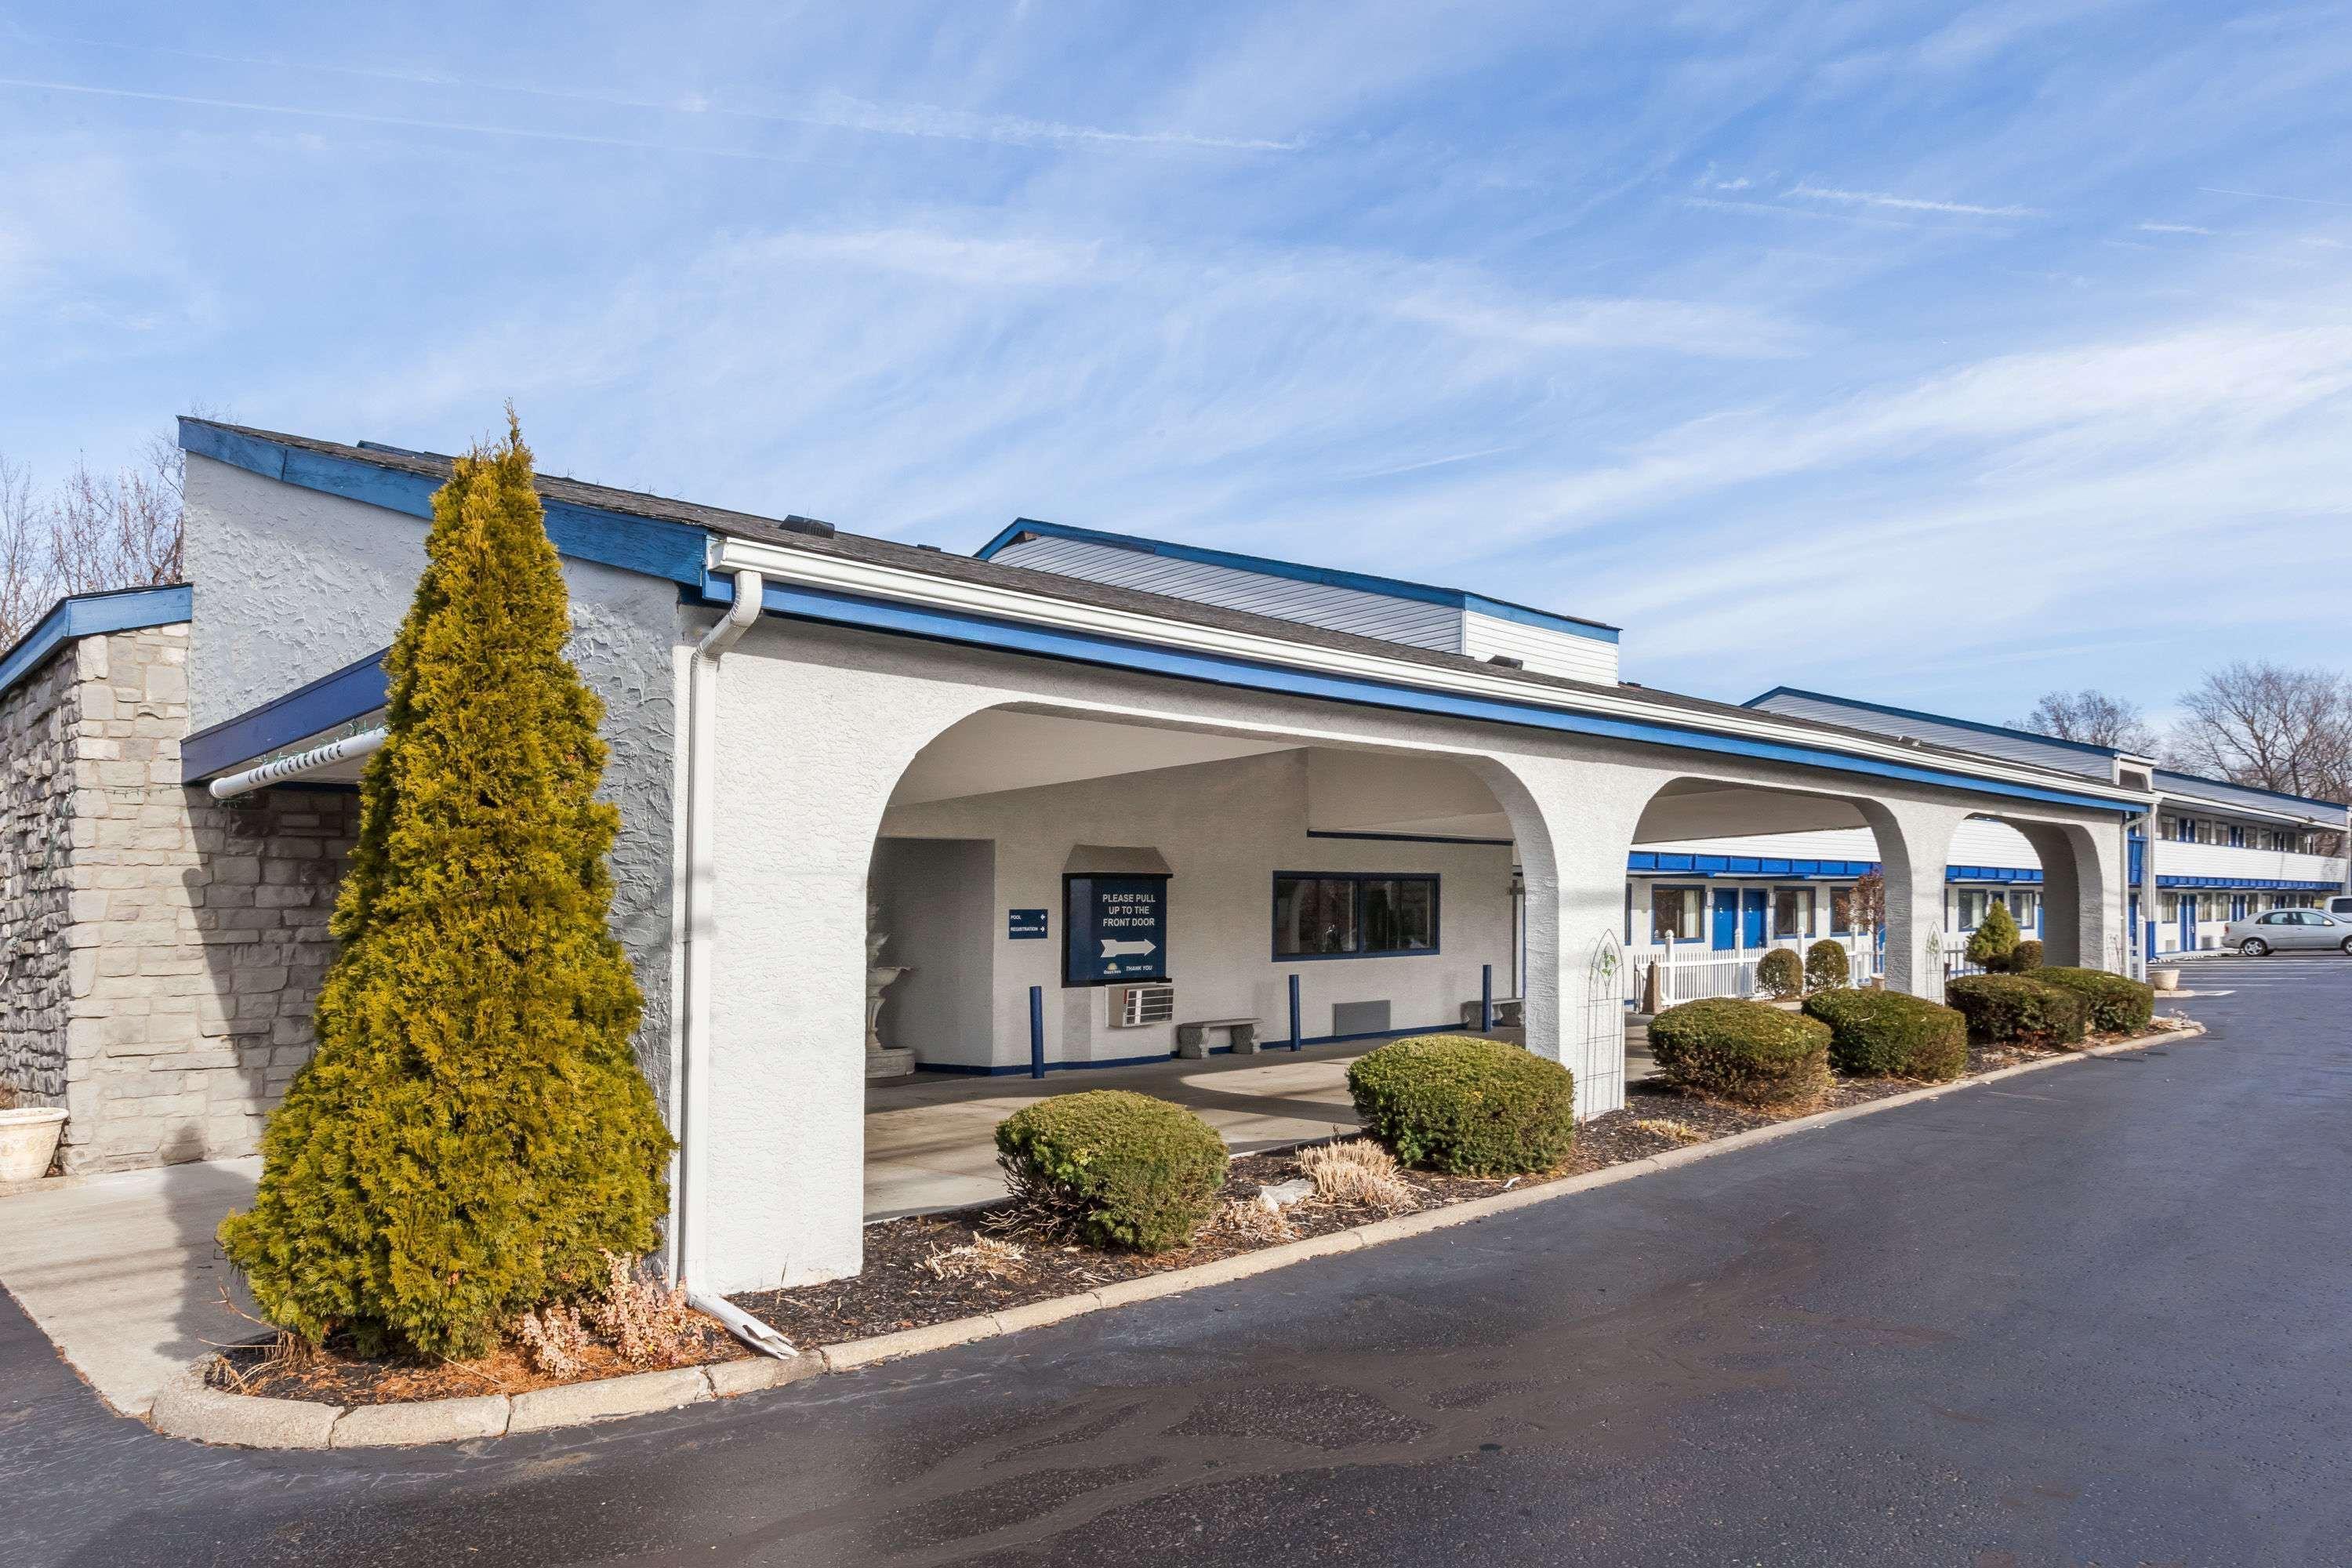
<box><xmin>147</xmin><ymin>1018</ymin><xmax>2206</xmax><ymax>1450</ymax></box>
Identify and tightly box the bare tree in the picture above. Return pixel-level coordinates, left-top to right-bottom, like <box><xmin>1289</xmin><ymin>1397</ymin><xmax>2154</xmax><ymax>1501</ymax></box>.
<box><xmin>2169</xmin><ymin>662</ymin><xmax>2352</xmax><ymax>808</ymax></box>
<box><xmin>0</xmin><ymin>424</ymin><xmax>192</xmax><ymax>648</ymax></box>
<box><xmin>48</xmin><ymin>435</ymin><xmax>184</xmax><ymax>597</ymax></box>
<box><xmin>2010</xmin><ymin>689</ymin><xmax>2159</xmax><ymax>753</ymax></box>
<box><xmin>0</xmin><ymin>457</ymin><xmax>47</xmax><ymax>648</ymax></box>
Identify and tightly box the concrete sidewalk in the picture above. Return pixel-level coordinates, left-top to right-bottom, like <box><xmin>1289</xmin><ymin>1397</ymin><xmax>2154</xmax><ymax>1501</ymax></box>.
<box><xmin>865</xmin><ymin>1022</ymin><xmax>1655</xmax><ymax>1219</ymax></box>
<box><xmin>0</xmin><ymin>1157</ymin><xmax>260</xmax><ymax>1417</ymax></box>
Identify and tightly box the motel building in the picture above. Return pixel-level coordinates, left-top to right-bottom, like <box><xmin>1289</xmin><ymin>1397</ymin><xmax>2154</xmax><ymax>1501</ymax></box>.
<box><xmin>1629</xmin><ymin>692</ymin><xmax>2351</xmax><ymax>996</ymax></box>
<box><xmin>0</xmin><ymin>416</ymin><xmax>2271</xmax><ymax>1299</ymax></box>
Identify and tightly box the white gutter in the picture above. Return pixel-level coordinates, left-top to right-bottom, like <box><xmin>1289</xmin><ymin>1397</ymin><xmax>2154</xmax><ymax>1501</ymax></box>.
<box><xmin>673</xmin><ymin>567</ymin><xmax>795</xmax><ymax>1359</ymax></box>
<box><xmin>207</xmin><ymin>728</ymin><xmax>387</xmax><ymax>800</ymax></box>
<box><xmin>707</xmin><ymin>535</ymin><xmax>2155</xmax><ymax>812</ymax></box>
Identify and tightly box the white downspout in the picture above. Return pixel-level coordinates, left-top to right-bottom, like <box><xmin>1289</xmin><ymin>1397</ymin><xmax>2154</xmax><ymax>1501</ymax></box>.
<box><xmin>675</xmin><ymin>568</ymin><xmax>797</xmax><ymax>1359</ymax></box>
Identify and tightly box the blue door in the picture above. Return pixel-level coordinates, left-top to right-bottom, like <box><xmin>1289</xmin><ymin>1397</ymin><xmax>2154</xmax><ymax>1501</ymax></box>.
<box><xmin>2179</xmin><ymin>897</ymin><xmax>2196</xmax><ymax>951</ymax></box>
<box><xmin>2230</xmin><ymin>895</ymin><xmax>2248</xmax><ymax>922</ymax></box>
<box><xmin>1712</xmin><ymin>887</ymin><xmax>1769</xmax><ymax>949</ymax></box>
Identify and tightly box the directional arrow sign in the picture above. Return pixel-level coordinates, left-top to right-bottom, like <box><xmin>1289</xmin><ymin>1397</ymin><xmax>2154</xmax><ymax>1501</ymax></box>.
<box><xmin>1065</xmin><ymin>873</ymin><xmax>1171</xmax><ymax>985</ymax></box>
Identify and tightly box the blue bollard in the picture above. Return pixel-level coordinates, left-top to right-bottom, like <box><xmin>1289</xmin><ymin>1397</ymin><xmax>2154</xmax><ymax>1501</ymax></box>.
<box><xmin>1029</xmin><ymin>985</ymin><xmax>1044</xmax><ymax>1080</ymax></box>
<box><xmin>1289</xmin><ymin>973</ymin><xmax>1302</xmax><ymax>1052</ymax></box>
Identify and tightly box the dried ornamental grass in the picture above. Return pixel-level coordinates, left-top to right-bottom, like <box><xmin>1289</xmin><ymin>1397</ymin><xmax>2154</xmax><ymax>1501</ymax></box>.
<box><xmin>1297</xmin><ymin>1138</ymin><xmax>1418</xmax><ymax>1212</ymax></box>
<box><xmin>1216</xmin><ymin>1196</ymin><xmax>1298</xmax><ymax>1243</ymax></box>
<box><xmin>1628</xmin><ymin>1117</ymin><xmax>1706</xmax><ymax>1146</ymax></box>
<box><xmin>921</xmin><ymin>1235</ymin><xmax>1029</xmax><ymax>1283</ymax></box>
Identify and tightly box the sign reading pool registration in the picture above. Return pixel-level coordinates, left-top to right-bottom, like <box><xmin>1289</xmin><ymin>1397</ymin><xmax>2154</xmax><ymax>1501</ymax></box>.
<box><xmin>1062</xmin><ymin>874</ymin><xmax>1171</xmax><ymax>985</ymax></box>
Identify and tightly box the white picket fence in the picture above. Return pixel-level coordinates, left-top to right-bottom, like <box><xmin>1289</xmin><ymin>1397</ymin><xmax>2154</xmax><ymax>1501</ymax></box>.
<box><xmin>1628</xmin><ymin>934</ymin><xmax>1882</xmax><ymax>1008</ymax></box>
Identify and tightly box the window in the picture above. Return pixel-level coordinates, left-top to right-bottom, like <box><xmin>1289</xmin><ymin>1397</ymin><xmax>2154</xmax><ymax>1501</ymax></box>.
<box><xmin>1652</xmin><ymin>886</ymin><xmax>1704</xmax><ymax>942</ymax></box>
<box><xmin>1830</xmin><ymin>885</ymin><xmax>1855</xmax><ymax>935</ymax></box>
<box><xmin>2009</xmin><ymin>890</ymin><xmax>2038</xmax><ymax>927</ymax></box>
<box><xmin>1272</xmin><ymin>873</ymin><xmax>1437</xmax><ymax>959</ymax></box>
<box><xmin>1772</xmin><ymin>886</ymin><xmax>1813</xmax><ymax>938</ymax></box>
<box><xmin>1956</xmin><ymin>889</ymin><xmax>1989</xmax><ymax>929</ymax></box>
<box><xmin>2160</xmin><ymin>893</ymin><xmax>2180</xmax><ymax>920</ymax></box>
<box><xmin>2228</xmin><ymin>825</ymin><xmax>2245</xmax><ymax>848</ymax></box>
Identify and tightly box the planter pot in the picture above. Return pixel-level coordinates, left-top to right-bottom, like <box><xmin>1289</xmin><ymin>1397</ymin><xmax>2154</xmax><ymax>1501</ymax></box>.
<box><xmin>2150</xmin><ymin>969</ymin><xmax>2181</xmax><ymax>993</ymax></box>
<box><xmin>0</xmin><ymin>1107</ymin><xmax>67</xmax><ymax>1182</ymax></box>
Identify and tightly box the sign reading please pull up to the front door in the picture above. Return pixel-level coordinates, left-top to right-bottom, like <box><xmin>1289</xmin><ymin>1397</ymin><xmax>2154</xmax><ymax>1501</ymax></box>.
<box><xmin>1063</xmin><ymin>873</ymin><xmax>1171</xmax><ymax>985</ymax></box>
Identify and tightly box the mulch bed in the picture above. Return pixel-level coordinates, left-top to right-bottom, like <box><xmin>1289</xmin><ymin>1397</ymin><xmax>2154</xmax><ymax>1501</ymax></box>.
<box><xmin>728</xmin><ymin>1024</ymin><xmax>2183</xmax><ymax>1349</ymax></box>
<box><xmin>216</xmin><ymin>1018</ymin><xmax>2188</xmax><ymax>1404</ymax></box>
<box><xmin>212</xmin><ymin>1316</ymin><xmax>748</xmax><ymax>1406</ymax></box>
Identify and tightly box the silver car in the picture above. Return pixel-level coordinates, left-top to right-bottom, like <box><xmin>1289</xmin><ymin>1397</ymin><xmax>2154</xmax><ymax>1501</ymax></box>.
<box><xmin>2222</xmin><ymin>909</ymin><xmax>2352</xmax><ymax>956</ymax></box>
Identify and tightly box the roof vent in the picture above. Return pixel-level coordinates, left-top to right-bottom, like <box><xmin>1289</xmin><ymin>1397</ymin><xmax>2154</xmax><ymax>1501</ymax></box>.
<box><xmin>916</xmin><ymin>544</ymin><xmax>942</xmax><ymax>553</ymax></box>
<box><xmin>1486</xmin><ymin>655</ymin><xmax>1524</xmax><ymax>670</ymax></box>
<box><xmin>780</xmin><ymin>514</ymin><xmax>837</xmax><ymax>539</ymax></box>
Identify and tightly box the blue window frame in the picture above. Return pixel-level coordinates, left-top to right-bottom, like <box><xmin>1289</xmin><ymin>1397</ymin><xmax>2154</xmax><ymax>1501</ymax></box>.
<box><xmin>1272</xmin><ymin>872</ymin><xmax>1439</xmax><ymax>960</ymax></box>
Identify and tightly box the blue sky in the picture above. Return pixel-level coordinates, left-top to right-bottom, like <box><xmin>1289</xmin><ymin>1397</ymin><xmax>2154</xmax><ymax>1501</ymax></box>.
<box><xmin>4</xmin><ymin>2</ymin><xmax>2350</xmax><ymax>722</ymax></box>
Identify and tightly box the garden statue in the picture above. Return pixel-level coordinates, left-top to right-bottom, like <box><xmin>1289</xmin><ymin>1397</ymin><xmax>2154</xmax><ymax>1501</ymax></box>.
<box><xmin>866</xmin><ymin>905</ymin><xmax>915</xmax><ymax>1080</ymax></box>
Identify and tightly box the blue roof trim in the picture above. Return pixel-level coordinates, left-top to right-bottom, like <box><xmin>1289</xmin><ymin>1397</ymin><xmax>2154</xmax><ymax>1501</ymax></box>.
<box><xmin>706</xmin><ymin>574</ymin><xmax>2137</xmax><ymax>817</ymax></box>
<box><xmin>2157</xmin><ymin>875</ymin><xmax>2342</xmax><ymax>891</ymax></box>
<box><xmin>1743</xmin><ymin>685</ymin><xmax>2350</xmax><ymax>817</ymax></box>
<box><xmin>1628</xmin><ymin>851</ymin><xmax>1879</xmax><ymax>877</ymax></box>
<box><xmin>1741</xmin><ymin>686</ymin><xmax>2125</xmax><ymax>761</ymax></box>
<box><xmin>2151</xmin><ymin>768</ymin><xmax>2350</xmax><ymax>816</ymax></box>
<box><xmin>1629</xmin><ymin>854</ymin><xmax>2046</xmax><ymax>883</ymax></box>
<box><xmin>181</xmin><ymin>648</ymin><xmax>388</xmax><ymax>782</ymax></box>
<box><xmin>0</xmin><ymin>585</ymin><xmax>192</xmax><ymax>702</ymax></box>
<box><xmin>179</xmin><ymin>421</ymin><xmax>710</xmax><ymax>587</ymax></box>
<box><xmin>975</xmin><ymin>518</ymin><xmax>1621</xmax><ymax>645</ymax></box>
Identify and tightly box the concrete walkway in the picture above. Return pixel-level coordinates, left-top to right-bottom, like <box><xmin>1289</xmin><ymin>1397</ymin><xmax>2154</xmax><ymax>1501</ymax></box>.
<box><xmin>866</xmin><ymin>1040</ymin><xmax>1377</xmax><ymax>1220</ymax></box>
<box><xmin>0</xmin><ymin>1157</ymin><xmax>260</xmax><ymax>1417</ymax></box>
<box><xmin>865</xmin><ymin>1022</ymin><xmax>1655</xmax><ymax>1220</ymax></box>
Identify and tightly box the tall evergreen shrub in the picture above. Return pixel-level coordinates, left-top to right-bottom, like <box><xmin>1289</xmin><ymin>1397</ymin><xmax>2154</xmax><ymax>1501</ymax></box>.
<box><xmin>1965</xmin><ymin>900</ymin><xmax>2022</xmax><ymax>971</ymax></box>
<box><xmin>220</xmin><ymin>415</ymin><xmax>673</xmax><ymax>1358</ymax></box>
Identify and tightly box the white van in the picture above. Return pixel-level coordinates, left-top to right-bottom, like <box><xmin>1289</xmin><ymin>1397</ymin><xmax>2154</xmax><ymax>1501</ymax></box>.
<box><xmin>2330</xmin><ymin>894</ymin><xmax>2352</xmax><ymax>922</ymax></box>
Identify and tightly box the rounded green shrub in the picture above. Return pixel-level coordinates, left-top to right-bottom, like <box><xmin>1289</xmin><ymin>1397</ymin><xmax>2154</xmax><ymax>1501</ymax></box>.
<box><xmin>995</xmin><ymin>1091</ymin><xmax>1228</xmax><ymax>1253</ymax></box>
<box><xmin>2031</xmin><ymin>967</ymin><xmax>2154</xmax><ymax>1034</ymax></box>
<box><xmin>1802</xmin><ymin>988</ymin><xmax>1967</xmax><ymax>1080</ymax></box>
<box><xmin>1346</xmin><ymin>1034</ymin><xmax>1576</xmax><ymax>1175</ymax></box>
<box><xmin>2009</xmin><ymin>939</ymin><xmax>2044</xmax><ymax>973</ymax></box>
<box><xmin>1804</xmin><ymin>938</ymin><xmax>1850</xmax><ymax>992</ymax></box>
<box><xmin>1965</xmin><ymin>902</ymin><xmax>2022</xmax><ymax>971</ymax></box>
<box><xmin>1943</xmin><ymin>974</ymin><xmax>2086</xmax><ymax>1047</ymax></box>
<box><xmin>1755</xmin><ymin>947</ymin><xmax>1803</xmax><ymax>1000</ymax></box>
<box><xmin>1647</xmin><ymin>998</ymin><xmax>1831</xmax><ymax>1107</ymax></box>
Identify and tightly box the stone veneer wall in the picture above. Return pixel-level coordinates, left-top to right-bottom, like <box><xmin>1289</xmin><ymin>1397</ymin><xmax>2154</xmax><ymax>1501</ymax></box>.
<box><xmin>0</xmin><ymin>621</ymin><xmax>356</xmax><ymax>1173</ymax></box>
<box><xmin>0</xmin><ymin>629</ymin><xmax>84</xmax><ymax>1116</ymax></box>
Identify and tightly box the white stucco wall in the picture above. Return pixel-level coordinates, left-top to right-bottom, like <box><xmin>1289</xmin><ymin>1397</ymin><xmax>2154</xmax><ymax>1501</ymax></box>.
<box><xmin>180</xmin><ymin>455</ymin><xmax>687</xmax><ymax>1098</ymax></box>
<box><xmin>877</xmin><ymin>748</ymin><xmax>1516</xmax><ymax>1071</ymax></box>
<box><xmin>693</xmin><ymin>612</ymin><xmax>2129</xmax><ymax>1292</ymax></box>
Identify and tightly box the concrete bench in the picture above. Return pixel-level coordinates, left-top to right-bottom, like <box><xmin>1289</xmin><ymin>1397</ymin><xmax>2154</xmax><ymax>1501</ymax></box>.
<box><xmin>1175</xmin><ymin>1018</ymin><xmax>1260</xmax><ymax>1059</ymax></box>
<box><xmin>1458</xmin><ymin>996</ymin><xmax>1525</xmax><ymax>1029</ymax></box>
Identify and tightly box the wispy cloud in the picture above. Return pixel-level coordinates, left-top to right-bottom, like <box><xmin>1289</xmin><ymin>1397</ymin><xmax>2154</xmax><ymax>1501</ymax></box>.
<box><xmin>2199</xmin><ymin>184</ymin><xmax>2352</xmax><ymax>209</ymax></box>
<box><xmin>15</xmin><ymin>31</ymin><xmax>1301</xmax><ymax>155</ymax></box>
<box><xmin>0</xmin><ymin>77</ymin><xmax>851</xmax><ymax>167</ymax></box>
<box><xmin>2138</xmin><ymin>221</ymin><xmax>2216</xmax><ymax>235</ymax></box>
<box><xmin>1787</xmin><ymin>183</ymin><xmax>2042</xmax><ymax>218</ymax></box>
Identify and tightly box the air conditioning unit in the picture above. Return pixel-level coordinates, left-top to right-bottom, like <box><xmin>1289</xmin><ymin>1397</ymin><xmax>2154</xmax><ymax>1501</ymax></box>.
<box><xmin>1114</xmin><ymin>984</ymin><xmax>1175</xmax><ymax>1028</ymax></box>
